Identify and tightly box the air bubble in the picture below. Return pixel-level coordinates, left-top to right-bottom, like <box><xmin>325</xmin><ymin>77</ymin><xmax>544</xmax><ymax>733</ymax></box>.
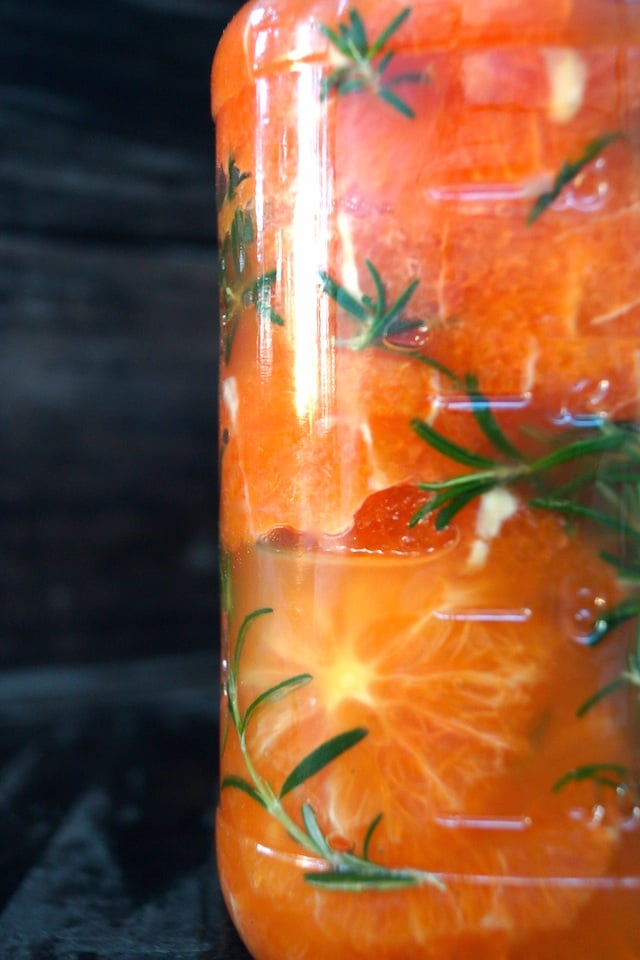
<box><xmin>562</xmin><ymin>584</ymin><xmax>609</xmax><ymax>645</ymax></box>
<box><xmin>554</xmin><ymin>156</ymin><xmax>611</xmax><ymax>214</ymax></box>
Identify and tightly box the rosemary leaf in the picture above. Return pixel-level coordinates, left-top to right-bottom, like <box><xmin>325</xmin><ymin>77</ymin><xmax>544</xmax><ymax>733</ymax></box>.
<box><xmin>241</xmin><ymin>673</ymin><xmax>313</xmax><ymax>735</ymax></box>
<box><xmin>319</xmin><ymin>5</ymin><xmax>421</xmax><ymax>116</ymax></box>
<box><xmin>406</xmin><ymin>498</ymin><xmax>435</xmax><ymax>528</ymax></box>
<box><xmin>530</xmin><ymin>431</ymin><xmax>628</xmax><ymax>474</ymax></box>
<box><xmin>433</xmin><ymin>481</ymin><xmax>499</xmax><ymax>530</ymax></box>
<box><xmin>577</xmin><ymin>676</ymin><xmax>632</xmax><ymax>716</ymax></box>
<box><xmin>465</xmin><ymin>374</ymin><xmax>524</xmax><ymax>460</ymax></box>
<box><xmin>363</xmin><ymin>812</ymin><xmax>383</xmax><ymax>861</ymax></box>
<box><xmin>227</xmin><ymin>158</ymin><xmax>250</xmax><ymax>202</ymax></box>
<box><xmin>222</xmin><ymin>315</ymin><xmax>238</xmax><ymax>366</ymax></box>
<box><xmin>599</xmin><ymin>549</ymin><xmax>640</xmax><ymax>577</ymax></box>
<box><xmin>412</xmin><ymin>353</ymin><xmax>460</xmax><ymax>382</ymax></box>
<box><xmin>279</xmin><ymin>727</ymin><xmax>368</xmax><ymax>798</ymax></box>
<box><xmin>377</xmin><ymin>277</ymin><xmax>420</xmax><ymax>333</ymax></box>
<box><xmin>244</xmin><ymin>271</ymin><xmax>285</xmax><ymax>326</ymax></box>
<box><xmin>347</xmin><ymin>8</ymin><xmax>368</xmax><ymax>53</ymax></box>
<box><xmin>317</xmin><ymin>23</ymin><xmax>350</xmax><ymax>56</ymax></box>
<box><xmin>388</xmin><ymin>71</ymin><xmax>426</xmax><ymax>87</ymax></box>
<box><xmin>262</xmin><ymin>306</ymin><xmax>284</xmax><ymax>326</ymax></box>
<box><xmin>366</xmin><ymin>260</ymin><xmax>386</xmax><ymax>310</ymax></box>
<box><xmin>528</xmin><ymin>131</ymin><xmax>622</xmax><ymax>224</ymax></box>
<box><xmin>529</xmin><ymin>498</ymin><xmax>640</xmax><ymax>542</ymax></box>
<box><xmin>318</xmin><ymin>270</ymin><xmax>368</xmax><ymax>322</ymax></box>
<box><xmin>412</xmin><ymin>481</ymin><xmax>491</xmax><ymax>525</ymax></box>
<box><xmin>338</xmin><ymin>78</ymin><xmax>367</xmax><ymax>95</ymax></box>
<box><xmin>369</xmin><ymin>6</ymin><xmax>411</xmax><ymax>56</ymax></box>
<box><xmin>216</xmin><ymin>157</ymin><xmax>251</xmax><ymax>209</ymax></box>
<box><xmin>417</xmin><ymin>470</ymin><xmax>502</xmax><ymax>494</ymax></box>
<box><xmin>220</xmin><ymin>548</ymin><xmax>233</xmax><ymax>619</ymax></box>
<box><xmin>221</xmin><ymin>775</ymin><xmax>268</xmax><ymax>807</ymax></box>
<box><xmin>583</xmin><ymin>595</ymin><xmax>640</xmax><ymax>648</ymax></box>
<box><xmin>376</xmin><ymin>50</ymin><xmax>395</xmax><ymax>75</ymax></box>
<box><xmin>232</xmin><ymin>608</ymin><xmax>273</xmax><ymax>690</ymax></box>
<box><xmin>304</xmin><ymin>869</ymin><xmax>422</xmax><ymax>890</ymax></box>
<box><xmin>379</xmin><ymin>87</ymin><xmax>415</xmax><ymax>118</ymax></box>
<box><xmin>552</xmin><ymin>762</ymin><xmax>628</xmax><ymax>793</ymax></box>
<box><xmin>410</xmin><ymin>473</ymin><xmax>502</xmax><ymax>526</ymax></box>
<box><xmin>301</xmin><ymin>803</ymin><xmax>335</xmax><ymax>858</ymax></box>
<box><xmin>604</xmin><ymin>595</ymin><xmax>640</xmax><ymax>626</ymax></box>
<box><xmin>320</xmin><ymin>264</ymin><xmax>421</xmax><ymax>351</ymax></box>
<box><xmin>410</xmin><ymin>418</ymin><xmax>499</xmax><ymax>469</ymax></box>
<box><xmin>230</xmin><ymin>208</ymin><xmax>254</xmax><ymax>275</ymax></box>
<box><xmin>321</xmin><ymin>69</ymin><xmax>351</xmax><ymax>96</ymax></box>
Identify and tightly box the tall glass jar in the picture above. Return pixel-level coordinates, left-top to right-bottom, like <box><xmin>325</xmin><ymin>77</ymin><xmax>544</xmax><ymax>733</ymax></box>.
<box><xmin>211</xmin><ymin>2</ymin><xmax>640</xmax><ymax>957</ymax></box>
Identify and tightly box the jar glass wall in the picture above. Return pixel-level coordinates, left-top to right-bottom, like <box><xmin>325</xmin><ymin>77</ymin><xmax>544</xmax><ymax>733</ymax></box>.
<box><xmin>212</xmin><ymin>3</ymin><xmax>640</xmax><ymax>957</ymax></box>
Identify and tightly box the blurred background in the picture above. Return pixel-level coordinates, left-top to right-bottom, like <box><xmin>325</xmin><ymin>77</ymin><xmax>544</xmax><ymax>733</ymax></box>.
<box><xmin>0</xmin><ymin>2</ymin><xmax>252</xmax><ymax>955</ymax></box>
<box><xmin>1</xmin><ymin>0</ymin><xmax>232</xmax><ymax>677</ymax></box>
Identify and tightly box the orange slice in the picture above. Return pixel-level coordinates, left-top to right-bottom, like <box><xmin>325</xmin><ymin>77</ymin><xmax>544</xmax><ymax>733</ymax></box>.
<box><xmin>218</xmin><ymin>497</ymin><xmax>633</xmax><ymax>959</ymax></box>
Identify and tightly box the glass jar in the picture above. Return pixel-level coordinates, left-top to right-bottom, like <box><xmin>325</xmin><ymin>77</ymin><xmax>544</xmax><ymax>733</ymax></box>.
<box><xmin>211</xmin><ymin>2</ymin><xmax>640</xmax><ymax>957</ymax></box>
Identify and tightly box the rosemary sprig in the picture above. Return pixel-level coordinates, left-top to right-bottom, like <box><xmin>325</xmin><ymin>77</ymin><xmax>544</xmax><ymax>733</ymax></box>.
<box><xmin>319</xmin><ymin>262</ymin><xmax>458</xmax><ymax>380</ymax></box>
<box><xmin>527</xmin><ymin>131</ymin><xmax>622</xmax><ymax>224</ymax></box>
<box><xmin>318</xmin><ymin>7</ymin><xmax>425</xmax><ymax>118</ymax></box>
<box><xmin>411</xmin><ymin>376</ymin><xmax>640</xmax><ymax>781</ymax></box>
<box><xmin>222</xmin><ymin>607</ymin><xmax>444</xmax><ymax>892</ymax></box>
<box><xmin>319</xmin><ymin>260</ymin><xmax>419</xmax><ymax>349</ymax></box>
<box><xmin>216</xmin><ymin>156</ymin><xmax>251</xmax><ymax>210</ymax></box>
<box><xmin>409</xmin><ymin>382</ymin><xmax>640</xmax><ymax>794</ymax></box>
<box><xmin>220</xmin><ymin>546</ymin><xmax>233</xmax><ymax>620</ymax></box>
<box><xmin>218</xmin><ymin>180</ymin><xmax>285</xmax><ymax>363</ymax></box>
<box><xmin>410</xmin><ymin>409</ymin><xmax>638</xmax><ymax>544</ymax></box>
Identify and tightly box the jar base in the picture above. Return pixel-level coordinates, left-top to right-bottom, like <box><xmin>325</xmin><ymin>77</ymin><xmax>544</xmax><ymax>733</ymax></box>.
<box><xmin>216</xmin><ymin>808</ymin><xmax>640</xmax><ymax>960</ymax></box>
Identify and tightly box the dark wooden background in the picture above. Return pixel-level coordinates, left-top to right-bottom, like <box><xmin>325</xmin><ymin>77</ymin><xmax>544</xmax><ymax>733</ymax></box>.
<box><xmin>0</xmin><ymin>5</ymin><xmax>259</xmax><ymax>956</ymax></box>
<box><xmin>1</xmin><ymin>0</ymin><xmax>240</xmax><ymax>675</ymax></box>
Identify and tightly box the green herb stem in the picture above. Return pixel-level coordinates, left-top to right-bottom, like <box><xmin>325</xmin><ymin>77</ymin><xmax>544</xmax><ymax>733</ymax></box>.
<box><xmin>222</xmin><ymin>608</ymin><xmax>444</xmax><ymax>892</ymax></box>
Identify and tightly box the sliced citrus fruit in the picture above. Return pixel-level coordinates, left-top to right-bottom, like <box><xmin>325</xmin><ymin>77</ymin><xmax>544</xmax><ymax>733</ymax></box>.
<box><xmin>218</xmin><ymin>496</ymin><xmax>633</xmax><ymax>958</ymax></box>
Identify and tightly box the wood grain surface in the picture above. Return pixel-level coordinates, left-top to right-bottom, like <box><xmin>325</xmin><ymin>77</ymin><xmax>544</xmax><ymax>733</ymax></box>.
<box><xmin>1</xmin><ymin>0</ymin><xmax>242</xmax><ymax>671</ymax></box>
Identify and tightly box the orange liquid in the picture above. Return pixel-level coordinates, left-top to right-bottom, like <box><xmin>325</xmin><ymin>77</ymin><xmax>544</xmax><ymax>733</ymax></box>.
<box><xmin>213</xmin><ymin>1</ymin><xmax>640</xmax><ymax>955</ymax></box>
<box><xmin>218</xmin><ymin>528</ymin><xmax>640</xmax><ymax>959</ymax></box>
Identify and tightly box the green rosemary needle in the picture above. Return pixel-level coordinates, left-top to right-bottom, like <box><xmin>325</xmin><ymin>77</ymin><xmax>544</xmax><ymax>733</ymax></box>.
<box><xmin>318</xmin><ymin>261</ymin><xmax>458</xmax><ymax>380</ymax></box>
<box><xmin>216</xmin><ymin>156</ymin><xmax>251</xmax><ymax>210</ymax></box>
<box><xmin>318</xmin><ymin>7</ymin><xmax>425</xmax><ymax>117</ymax></box>
<box><xmin>219</xmin><ymin>198</ymin><xmax>284</xmax><ymax>363</ymax></box>
<box><xmin>319</xmin><ymin>260</ymin><xmax>419</xmax><ymax>349</ymax></box>
<box><xmin>552</xmin><ymin>762</ymin><xmax>630</xmax><ymax>794</ymax></box>
<box><xmin>527</xmin><ymin>131</ymin><xmax>622</xmax><ymax>224</ymax></box>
